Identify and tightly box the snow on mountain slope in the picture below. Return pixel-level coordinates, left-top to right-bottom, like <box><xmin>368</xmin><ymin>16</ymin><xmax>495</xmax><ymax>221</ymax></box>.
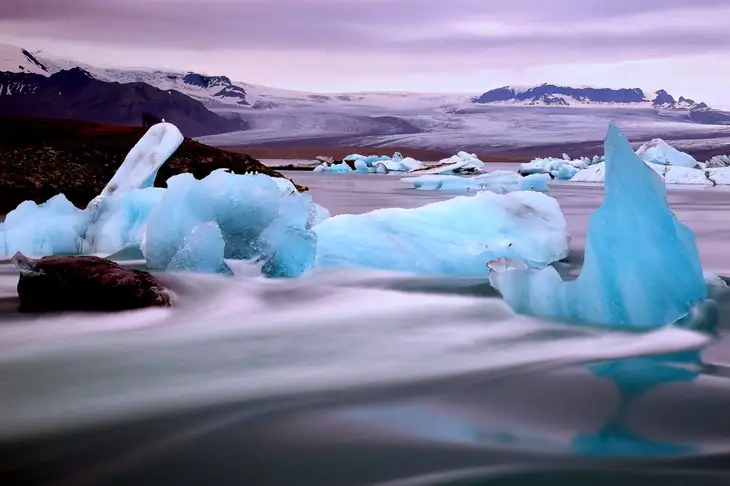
<box><xmin>40</xmin><ymin>55</ymin><xmax>249</xmax><ymax>107</ymax></box>
<box><xmin>0</xmin><ymin>44</ymin><xmax>50</xmax><ymax>76</ymax></box>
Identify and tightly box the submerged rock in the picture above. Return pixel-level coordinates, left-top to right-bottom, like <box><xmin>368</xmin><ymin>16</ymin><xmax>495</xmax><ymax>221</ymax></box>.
<box><xmin>12</xmin><ymin>252</ymin><xmax>171</xmax><ymax>312</ymax></box>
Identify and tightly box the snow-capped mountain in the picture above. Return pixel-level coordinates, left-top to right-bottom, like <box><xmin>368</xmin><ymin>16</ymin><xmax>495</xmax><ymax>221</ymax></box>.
<box><xmin>0</xmin><ymin>44</ymin><xmax>50</xmax><ymax>76</ymax></box>
<box><xmin>38</xmin><ymin>52</ymin><xmax>249</xmax><ymax>107</ymax></box>
<box><xmin>473</xmin><ymin>84</ymin><xmax>708</xmax><ymax>110</ymax></box>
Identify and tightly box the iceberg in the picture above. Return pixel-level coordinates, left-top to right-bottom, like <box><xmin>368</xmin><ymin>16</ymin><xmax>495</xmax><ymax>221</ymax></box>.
<box><xmin>313</xmin><ymin>191</ymin><xmax>568</xmax><ymax>276</ymax></box>
<box><xmin>704</xmin><ymin>155</ymin><xmax>730</xmax><ymax>168</ymax></box>
<box><xmin>2</xmin><ymin>195</ymin><xmax>90</xmax><ymax>257</ymax></box>
<box><xmin>337</xmin><ymin>152</ymin><xmax>425</xmax><ymax>173</ymax></box>
<box><xmin>571</xmin><ymin>162</ymin><xmax>717</xmax><ymax>186</ymax></box>
<box><xmin>520</xmin><ymin>155</ymin><xmax>600</xmax><ymax>177</ymax></box>
<box><xmin>401</xmin><ymin>171</ymin><xmax>550</xmax><ymax>193</ymax></box>
<box><xmin>313</xmin><ymin>161</ymin><xmax>353</xmax><ymax>173</ymax></box>
<box><xmin>143</xmin><ymin>170</ymin><xmax>318</xmax><ymax>277</ymax></box>
<box><xmin>491</xmin><ymin>124</ymin><xmax>707</xmax><ymax>329</ymax></box>
<box><xmin>413</xmin><ymin>151</ymin><xmax>485</xmax><ymax>175</ymax></box>
<box><xmin>636</xmin><ymin>139</ymin><xmax>698</xmax><ymax>168</ymax></box>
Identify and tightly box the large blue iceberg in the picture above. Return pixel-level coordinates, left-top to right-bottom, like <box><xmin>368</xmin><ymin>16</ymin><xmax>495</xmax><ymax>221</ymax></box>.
<box><xmin>490</xmin><ymin>124</ymin><xmax>707</xmax><ymax>328</ymax></box>
<box><xmin>314</xmin><ymin>191</ymin><xmax>569</xmax><ymax>275</ymax></box>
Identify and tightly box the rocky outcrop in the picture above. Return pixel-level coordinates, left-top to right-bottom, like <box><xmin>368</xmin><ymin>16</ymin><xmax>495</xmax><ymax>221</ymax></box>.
<box><xmin>0</xmin><ymin>117</ymin><xmax>305</xmax><ymax>214</ymax></box>
<box><xmin>12</xmin><ymin>252</ymin><xmax>171</xmax><ymax>312</ymax></box>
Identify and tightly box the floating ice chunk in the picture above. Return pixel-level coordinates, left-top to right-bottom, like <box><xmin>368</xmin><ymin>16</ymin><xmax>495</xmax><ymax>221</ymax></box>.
<box><xmin>354</xmin><ymin>159</ymin><xmax>371</xmax><ymax>173</ymax></box>
<box><xmin>556</xmin><ymin>165</ymin><xmax>579</xmax><ymax>180</ymax></box>
<box><xmin>314</xmin><ymin>191</ymin><xmax>568</xmax><ymax>275</ymax></box>
<box><xmin>572</xmin><ymin>162</ymin><xmax>715</xmax><ymax>185</ymax></box>
<box><xmin>143</xmin><ymin>170</ymin><xmax>317</xmax><ymax>277</ymax></box>
<box><xmin>402</xmin><ymin>171</ymin><xmax>550</xmax><ymax>193</ymax></box>
<box><xmin>636</xmin><ymin>139</ymin><xmax>698</xmax><ymax>168</ymax></box>
<box><xmin>398</xmin><ymin>157</ymin><xmax>426</xmax><ymax>171</ymax></box>
<box><xmin>313</xmin><ymin>161</ymin><xmax>353</xmax><ymax>173</ymax></box>
<box><xmin>100</xmin><ymin>123</ymin><xmax>184</xmax><ymax>197</ymax></box>
<box><xmin>415</xmin><ymin>152</ymin><xmax>485</xmax><ymax>175</ymax></box>
<box><xmin>1</xmin><ymin>195</ymin><xmax>89</xmax><ymax>257</ymax></box>
<box><xmin>492</xmin><ymin>124</ymin><xmax>707</xmax><ymax>328</ymax></box>
<box><xmin>521</xmin><ymin>156</ymin><xmax>594</xmax><ymax>176</ymax></box>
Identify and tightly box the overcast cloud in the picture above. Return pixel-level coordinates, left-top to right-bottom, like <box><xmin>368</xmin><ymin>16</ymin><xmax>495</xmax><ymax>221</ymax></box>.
<box><xmin>1</xmin><ymin>0</ymin><xmax>728</xmax><ymax>106</ymax></box>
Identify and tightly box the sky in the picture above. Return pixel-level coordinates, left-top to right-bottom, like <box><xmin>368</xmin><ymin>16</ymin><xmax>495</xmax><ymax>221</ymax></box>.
<box><xmin>1</xmin><ymin>0</ymin><xmax>729</xmax><ymax>107</ymax></box>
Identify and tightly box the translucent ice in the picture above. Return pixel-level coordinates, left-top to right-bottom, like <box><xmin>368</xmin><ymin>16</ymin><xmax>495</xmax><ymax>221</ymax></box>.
<box><xmin>313</xmin><ymin>191</ymin><xmax>568</xmax><ymax>275</ymax></box>
<box><xmin>1</xmin><ymin>195</ymin><xmax>89</xmax><ymax>257</ymax></box>
<box><xmin>313</xmin><ymin>161</ymin><xmax>353</xmax><ymax>173</ymax></box>
<box><xmin>491</xmin><ymin>124</ymin><xmax>707</xmax><ymax>328</ymax></box>
<box><xmin>401</xmin><ymin>172</ymin><xmax>550</xmax><ymax>193</ymax></box>
<box><xmin>340</xmin><ymin>152</ymin><xmax>425</xmax><ymax>173</ymax></box>
<box><xmin>143</xmin><ymin>170</ymin><xmax>318</xmax><ymax>277</ymax></box>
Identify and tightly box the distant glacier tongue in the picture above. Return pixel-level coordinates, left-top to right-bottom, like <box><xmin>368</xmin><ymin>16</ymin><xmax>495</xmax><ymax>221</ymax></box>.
<box><xmin>491</xmin><ymin>124</ymin><xmax>707</xmax><ymax>329</ymax></box>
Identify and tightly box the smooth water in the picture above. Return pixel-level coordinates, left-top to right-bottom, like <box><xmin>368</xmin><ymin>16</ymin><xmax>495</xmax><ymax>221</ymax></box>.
<box><xmin>2</xmin><ymin>173</ymin><xmax>730</xmax><ymax>486</ymax></box>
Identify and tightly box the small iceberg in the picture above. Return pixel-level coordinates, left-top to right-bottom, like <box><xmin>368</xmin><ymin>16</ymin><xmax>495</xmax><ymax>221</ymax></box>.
<box><xmin>490</xmin><ymin>124</ymin><xmax>707</xmax><ymax>329</ymax></box>
<box><xmin>401</xmin><ymin>171</ymin><xmax>550</xmax><ymax>193</ymax></box>
<box><xmin>636</xmin><ymin>139</ymin><xmax>699</xmax><ymax>168</ymax></box>
<box><xmin>315</xmin><ymin>152</ymin><xmax>427</xmax><ymax>173</ymax></box>
<box><xmin>521</xmin><ymin>155</ymin><xmax>603</xmax><ymax>179</ymax></box>
<box><xmin>412</xmin><ymin>151</ymin><xmax>485</xmax><ymax>175</ymax></box>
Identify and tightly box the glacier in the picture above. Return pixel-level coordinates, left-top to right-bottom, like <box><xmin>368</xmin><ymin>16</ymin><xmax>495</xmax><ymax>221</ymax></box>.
<box><xmin>490</xmin><ymin>124</ymin><xmax>707</xmax><ymax>329</ymax></box>
<box><xmin>401</xmin><ymin>171</ymin><xmax>550</xmax><ymax>193</ymax></box>
<box><xmin>313</xmin><ymin>191</ymin><xmax>568</xmax><ymax>276</ymax></box>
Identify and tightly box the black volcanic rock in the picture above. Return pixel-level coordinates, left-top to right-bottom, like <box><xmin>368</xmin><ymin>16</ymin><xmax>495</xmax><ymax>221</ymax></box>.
<box><xmin>12</xmin><ymin>252</ymin><xmax>171</xmax><ymax>312</ymax></box>
<box><xmin>182</xmin><ymin>72</ymin><xmax>248</xmax><ymax>105</ymax></box>
<box><xmin>473</xmin><ymin>84</ymin><xmax>647</xmax><ymax>104</ymax></box>
<box><xmin>0</xmin><ymin>69</ymin><xmax>243</xmax><ymax>137</ymax></box>
<box><xmin>0</xmin><ymin>117</ymin><xmax>305</xmax><ymax>214</ymax></box>
<box><xmin>652</xmin><ymin>89</ymin><xmax>676</xmax><ymax>107</ymax></box>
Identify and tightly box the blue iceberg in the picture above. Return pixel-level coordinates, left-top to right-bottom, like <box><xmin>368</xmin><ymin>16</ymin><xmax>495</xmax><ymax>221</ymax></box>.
<box><xmin>490</xmin><ymin>124</ymin><xmax>707</xmax><ymax>328</ymax></box>
<box><xmin>143</xmin><ymin>170</ymin><xmax>318</xmax><ymax>277</ymax></box>
<box><xmin>313</xmin><ymin>191</ymin><xmax>569</xmax><ymax>275</ymax></box>
<box><xmin>402</xmin><ymin>171</ymin><xmax>550</xmax><ymax>193</ymax></box>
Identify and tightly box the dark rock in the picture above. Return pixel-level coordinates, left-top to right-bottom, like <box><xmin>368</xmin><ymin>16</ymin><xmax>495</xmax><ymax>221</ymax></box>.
<box><xmin>12</xmin><ymin>252</ymin><xmax>171</xmax><ymax>313</ymax></box>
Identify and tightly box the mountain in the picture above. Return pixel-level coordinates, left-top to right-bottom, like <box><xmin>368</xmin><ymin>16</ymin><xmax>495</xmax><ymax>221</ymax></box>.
<box><xmin>0</xmin><ymin>68</ymin><xmax>243</xmax><ymax>137</ymax></box>
<box><xmin>472</xmin><ymin>84</ymin><xmax>709</xmax><ymax>110</ymax></box>
<box><xmin>39</xmin><ymin>54</ymin><xmax>249</xmax><ymax>107</ymax></box>
<box><xmin>0</xmin><ymin>44</ymin><xmax>50</xmax><ymax>76</ymax></box>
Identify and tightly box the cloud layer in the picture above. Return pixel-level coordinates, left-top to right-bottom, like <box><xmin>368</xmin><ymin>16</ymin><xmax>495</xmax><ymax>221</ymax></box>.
<box><xmin>1</xmin><ymin>0</ymin><xmax>728</xmax><ymax>105</ymax></box>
